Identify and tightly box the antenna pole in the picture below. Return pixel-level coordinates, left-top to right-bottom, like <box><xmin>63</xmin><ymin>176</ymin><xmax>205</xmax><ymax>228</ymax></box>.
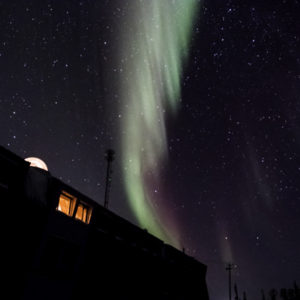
<box><xmin>226</xmin><ymin>263</ymin><xmax>234</xmax><ymax>300</ymax></box>
<box><xmin>234</xmin><ymin>283</ymin><xmax>239</xmax><ymax>300</ymax></box>
<box><xmin>104</xmin><ymin>149</ymin><xmax>115</xmax><ymax>209</ymax></box>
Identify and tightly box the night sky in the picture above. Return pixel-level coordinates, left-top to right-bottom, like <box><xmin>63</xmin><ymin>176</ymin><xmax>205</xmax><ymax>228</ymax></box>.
<box><xmin>1</xmin><ymin>0</ymin><xmax>300</xmax><ymax>299</ymax></box>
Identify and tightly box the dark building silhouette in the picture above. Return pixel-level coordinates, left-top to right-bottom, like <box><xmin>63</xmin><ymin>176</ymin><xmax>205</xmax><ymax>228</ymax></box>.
<box><xmin>1</xmin><ymin>146</ymin><xmax>209</xmax><ymax>300</ymax></box>
<box><xmin>266</xmin><ymin>283</ymin><xmax>300</xmax><ymax>300</ymax></box>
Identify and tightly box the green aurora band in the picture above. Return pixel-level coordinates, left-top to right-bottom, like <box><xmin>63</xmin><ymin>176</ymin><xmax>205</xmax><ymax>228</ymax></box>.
<box><xmin>120</xmin><ymin>0</ymin><xmax>199</xmax><ymax>247</ymax></box>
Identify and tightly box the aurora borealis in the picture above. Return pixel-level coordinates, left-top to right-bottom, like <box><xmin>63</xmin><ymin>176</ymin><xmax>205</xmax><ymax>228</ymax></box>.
<box><xmin>1</xmin><ymin>1</ymin><xmax>300</xmax><ymax>299</ymax></box>
<box><xmin>119</xmin><ymin>0</ymin><xmax>199</xmax><ymax>247</ymax></box>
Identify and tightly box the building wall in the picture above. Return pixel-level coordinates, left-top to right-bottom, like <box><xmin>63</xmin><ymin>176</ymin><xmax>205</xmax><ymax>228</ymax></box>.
<box><xmin>0</xmin><ymin>146</ymin><xmax>209</xmax><ymax>300</ymax></box>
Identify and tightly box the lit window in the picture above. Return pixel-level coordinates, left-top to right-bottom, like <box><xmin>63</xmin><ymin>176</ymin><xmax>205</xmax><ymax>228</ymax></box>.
<box><xmin>75</xmin><ymin>201</ymin><xmax>92</xmax><ymax>224</ymax></box>
<box><xmin>57</xmin><ymin>191</ymin><xmax>77</xmax><ymax>217</ymax></box>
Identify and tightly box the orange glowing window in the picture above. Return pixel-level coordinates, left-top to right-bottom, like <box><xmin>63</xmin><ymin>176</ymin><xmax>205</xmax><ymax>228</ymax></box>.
<box><xmin>75</xmin><ymin>201</ymin><xmax>92</xmax><ymax>224</ymax></box>
<box><xmin>56</xmin><ymin>191</ymin><xmax>77</xmax><ymax>217</ymax></box>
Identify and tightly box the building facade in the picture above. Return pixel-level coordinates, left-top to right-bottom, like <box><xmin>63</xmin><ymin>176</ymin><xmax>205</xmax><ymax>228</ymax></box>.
<box><xmin>0</xmin><ymin>146</ymin><xmax>209</xmax><ymax>300</ymax></box>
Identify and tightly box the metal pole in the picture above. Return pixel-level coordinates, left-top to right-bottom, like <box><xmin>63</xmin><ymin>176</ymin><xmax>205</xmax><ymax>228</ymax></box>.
<box><xmin>104</xmin><ymin>149</ymin><xmax>115</xmax><ymax>209</ymax></box>
<box><xmin>226</xmin><ymin>264</ymin><xmax>233</xmax><ymax>300</ymax></box>
<box><xmin>234</xmin><ymin>283</ymin><xmax>239</xmax><ymax>300</ymax></box>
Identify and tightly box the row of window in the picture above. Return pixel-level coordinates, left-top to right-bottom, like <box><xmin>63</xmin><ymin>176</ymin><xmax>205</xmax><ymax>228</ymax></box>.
<box><xmin>56</xmin><ymin>190</ymin><xmax>93</xmax><ymax>224</ymax></box>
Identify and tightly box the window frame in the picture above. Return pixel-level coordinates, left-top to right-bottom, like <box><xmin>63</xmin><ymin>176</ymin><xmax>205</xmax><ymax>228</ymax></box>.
<box><xmin>56</xmin><ymin>190</ymin><xmax>93</xmax><ymax>225</ymax></box>
<box><xmin>74</xmin><ymin>200</ymin><xmax>93</xmax><ymax>224</ymax></box>
<box><xmin>56</xmin><ymin>190</ymin><xmax>77</xmax><ymax>217</ymax></box>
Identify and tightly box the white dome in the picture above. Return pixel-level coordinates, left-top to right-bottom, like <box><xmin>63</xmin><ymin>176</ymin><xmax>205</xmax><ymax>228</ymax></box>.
<box><xmin>25</xmin><ymin>157</ymin><xmax>48</xmax><ymax>171</ymax></box>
